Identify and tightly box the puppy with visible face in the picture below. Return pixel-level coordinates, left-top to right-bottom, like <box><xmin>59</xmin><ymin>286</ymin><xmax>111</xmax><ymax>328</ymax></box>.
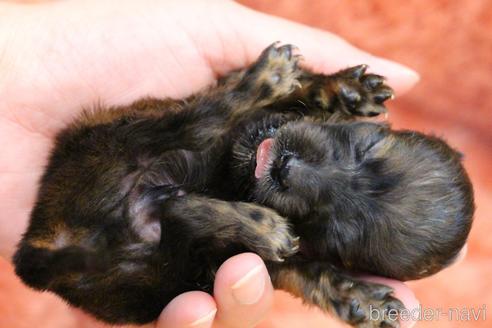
<box><xmin>13</xmin><ymin>43</ymin><xmax>474</xmax><ymax>327</ymax></box>
<box><xmin>230</xmin><ymin>117</ymin><xmax>473</xmax><ymax>280</ymax></box>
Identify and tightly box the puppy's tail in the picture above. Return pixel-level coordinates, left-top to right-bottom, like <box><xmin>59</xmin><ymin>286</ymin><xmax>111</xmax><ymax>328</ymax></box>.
<box><xmin>13</xmin><ymin>242</ymin><xmax>106</xmax><ymax>290</ymax></box>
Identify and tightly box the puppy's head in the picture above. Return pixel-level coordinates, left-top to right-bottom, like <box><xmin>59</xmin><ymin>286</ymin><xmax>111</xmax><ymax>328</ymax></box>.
<box><xmin>232</xmin><ymin>118</ymin><xmax>474</xmax><ymax>280</ymax></box>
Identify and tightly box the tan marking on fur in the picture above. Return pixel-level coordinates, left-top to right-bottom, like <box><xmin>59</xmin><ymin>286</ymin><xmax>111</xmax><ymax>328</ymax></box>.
<box><xmin>28</xmin><ymin>223</ymin><xmax>88</xmax><ymax>251</ymax></box>
<box><xmin>374</xmin><ymin>134</ymin><xmax>396</xmax><ymax>158</ymax></box>
<box><xmin>316</xmin><ymin>89</ymin><xmax>329</xmax><ymax>107</ymax></box>
<box><xmin>273</xmin><ymin>268</ymin><xmax>305</xmax><ymax>298</ymax></box>
<box><xmin>74</xmin><ymin>98</ymin><xmax>181</xmax><ymax>129</ymax></box>
<box><xmin>29</xmin><ymin>239</ymin><xmax>57</xmax><ymax>250</ymax></box>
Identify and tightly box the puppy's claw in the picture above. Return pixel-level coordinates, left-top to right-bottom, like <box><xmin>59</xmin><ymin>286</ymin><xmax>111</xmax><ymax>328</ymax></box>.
<box><xmin>343</xmin><ymin>64</ymin><xmax>368</xmax><ymax>79</ymax></box>
<box><xmin>374</xmin><ymin>88</ymin><xmax>394</xmax><ymax>104</ymax></box>
<box><xmin>277</xmin><ymin>44</ymin><xmax>293</xmax><ymax>59</ymax></box>
<box><xmin>370</xmin><ymin>285</ymin><xmax>394</xmax><ymax>300</ymax></box>
<box><xmin>349</xmin><ymin>299</ymin><xmax>367</xmax><ymax>322</ymax></box>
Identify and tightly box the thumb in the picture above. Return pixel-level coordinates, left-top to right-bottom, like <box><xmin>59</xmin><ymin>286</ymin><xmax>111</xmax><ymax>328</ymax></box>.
<box><xmin>213</xmin><ymin>253</ymin><xmax>274</xmax><ymax>328</ymax></box>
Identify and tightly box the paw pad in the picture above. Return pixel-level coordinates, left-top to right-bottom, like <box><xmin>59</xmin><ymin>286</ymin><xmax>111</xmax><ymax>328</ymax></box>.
<box><xmin>334</xmin><ymin>279</ymin><xmax>405</xmax><ymax>328</ymax></box>
<box><xmin>331</xmin><ymin>65</ymin><xmax>394</xmax><ymax>117</ymax></box>
<box><xmin>250</xmin><ymin>42</ymin><xmax>303</xmax><ymax>100</ymax></box>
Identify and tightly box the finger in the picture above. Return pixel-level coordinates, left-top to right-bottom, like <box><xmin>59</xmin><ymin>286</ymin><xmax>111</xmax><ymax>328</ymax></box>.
<box><xmin>361</xmin><ymin>277</ymin><xmax>419</xmax><ymax>328</ymax></box>
<box><xmin>203</xmin><ymin>1</ymin><xmax>419</xmax><ymax>96</ymax></box>
<box><xmin>156</xmin><ymin>291</ymin><xmax>217</xmax><ymax>328</ymax></box>
<box><xmin>213</xmin><ymin>253</ymin><xmax>274</xmax><ymax>328</ymax></box>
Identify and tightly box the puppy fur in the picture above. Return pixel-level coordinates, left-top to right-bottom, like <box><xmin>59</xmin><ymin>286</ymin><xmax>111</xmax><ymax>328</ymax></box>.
<box><xmin>13</xmin><ymin>43</ymin><xmax>474</xmax><ymax>327</ymax></box>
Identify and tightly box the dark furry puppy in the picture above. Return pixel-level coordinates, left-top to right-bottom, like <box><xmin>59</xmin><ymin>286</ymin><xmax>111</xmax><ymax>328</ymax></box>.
<box><xmin>13</xmin><ymin>43</ymin><xmax>474</xmax><ymax>327</ymax></box>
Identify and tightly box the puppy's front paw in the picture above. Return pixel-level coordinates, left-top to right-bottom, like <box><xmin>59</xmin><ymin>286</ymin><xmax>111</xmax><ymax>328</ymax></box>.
<box><xmin>243</xmin><ymin>42</ymin><xmax>302</xmax><ymax>103</ymax></box>
<box><xmin>318</xmin><ymin>65</ymin><xmax>394</xmax><ymax>117</ymax></box>
<box><xmin>335</xmin><ymin>65</ymin><xmax>394</xmax><ymax>116</ymax></box>
<box><xmin>333</xmin><ymin>279</ymin><xmax>405</xmax><ymax>328</ymax></box>
<box><xmin>244</xmin><ymin>206</ymin><xmax>299</xmax><ymax>262</ymax></box>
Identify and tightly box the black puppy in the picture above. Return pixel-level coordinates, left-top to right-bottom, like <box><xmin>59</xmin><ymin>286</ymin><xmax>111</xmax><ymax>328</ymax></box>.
<box><xmin>14</xmin><ymin>43</ymin><xmax>474</xmax><ymax>327</ymax></box>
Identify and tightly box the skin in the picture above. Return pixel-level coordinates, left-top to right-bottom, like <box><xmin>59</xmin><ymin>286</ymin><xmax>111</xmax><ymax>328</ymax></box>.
<box><xmin>0</xmin><ymin>0</ymin><xmax>423</xmax><ymax>327</ymax></box>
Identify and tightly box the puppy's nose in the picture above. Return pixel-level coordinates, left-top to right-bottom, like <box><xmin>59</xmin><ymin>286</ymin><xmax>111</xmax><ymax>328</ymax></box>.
<box><xmin>271</xmin><ymin>155</ymin><xmax>292</xmax><ymax>190</ymax></box>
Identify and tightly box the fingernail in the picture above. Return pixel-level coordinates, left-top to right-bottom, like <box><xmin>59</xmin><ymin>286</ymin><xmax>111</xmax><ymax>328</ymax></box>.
<box><xmin>189</xmin><ymin>308</ymin><xmax>217</xmax><ymax>327</ymax></box>
<box><xmin>231</xmin><ymin>264</ymin><xmax>265</xmax><ymax>305</ymax></box>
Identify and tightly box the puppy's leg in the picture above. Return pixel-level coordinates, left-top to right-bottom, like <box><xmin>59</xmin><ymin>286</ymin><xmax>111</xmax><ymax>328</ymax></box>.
<box><xmin>189</xmin><ymin>43</ymin><xmax>302</xmax><ymax>119</ymax></box>
<box><xmin>269</xmin><ymin>261</ymin><xmax>404</xmax><ymax>328</ymax></box>
<box><xmin>228</xmin><ymin>42</ymin><xmax>302</xmax><ymax>109</ymax></box>
<box><xmin>287</xmin><ymin>65</ymin><xmax>394</xmax><ymax>118</ymax></box>
<box><xmin>162</xmin><ymin>195</ymin><xmax>299</xmax><ymax>262</ymax></box>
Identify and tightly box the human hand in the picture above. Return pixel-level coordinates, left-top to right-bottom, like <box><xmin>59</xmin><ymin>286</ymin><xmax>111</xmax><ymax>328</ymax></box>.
<box><xmin>0</xmin><ymin>0</ymin><xmax>419</xmax><ymax>259</ymax></box>
<box><xmin>153</xmin><ymin>253</ymin><xmax>419</xmax><ymax>328</ymax></box>
<box><xmin>0</xmin><ymin>0</ymin><xmax>420</xmax><ymax>327</ymax></box>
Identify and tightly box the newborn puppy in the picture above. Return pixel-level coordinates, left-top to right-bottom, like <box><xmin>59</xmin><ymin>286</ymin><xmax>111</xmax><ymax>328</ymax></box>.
<box><xmin>231</xmin><ymin>116</ymin><xmax>473</xmax><ymax>280</ymax></box>
<box><xmin>13</xmin><ymin>43</ymin><xmax>474</xmax><ymax>327</ymax></box>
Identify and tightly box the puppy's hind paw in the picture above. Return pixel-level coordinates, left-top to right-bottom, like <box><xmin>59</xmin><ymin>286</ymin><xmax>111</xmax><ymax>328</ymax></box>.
<box><xmin>329</xmin><ymin>65</ymin><xmax>394</xmax><ymax>117</ymax></box>
<box><xmin>333</xmin><ymin>280</ymin><xmax>405</xmax><ymax>328</ymax></box>
<box><xmin>242</xmin><ymin>42</ymin><xmax>303</xmax><ymax>104</ymax></box>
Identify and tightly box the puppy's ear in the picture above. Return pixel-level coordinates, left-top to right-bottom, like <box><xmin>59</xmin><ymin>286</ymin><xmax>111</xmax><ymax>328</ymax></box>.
<box><xmin>347</xmin><ymin>122</ymin><xmax>392</xmax><ymax>161</ymax></box>
<box><xmin>13</xmin><ymin>242</ymin><xmax>108</xmax><ymax>290</ymax></box>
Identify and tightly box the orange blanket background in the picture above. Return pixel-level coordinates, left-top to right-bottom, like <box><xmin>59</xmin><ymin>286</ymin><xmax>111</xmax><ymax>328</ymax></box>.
<box><xmin>1</xmin><ymin>1</ymin><xmax>491</xmax><ymax>327</ymax></box>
